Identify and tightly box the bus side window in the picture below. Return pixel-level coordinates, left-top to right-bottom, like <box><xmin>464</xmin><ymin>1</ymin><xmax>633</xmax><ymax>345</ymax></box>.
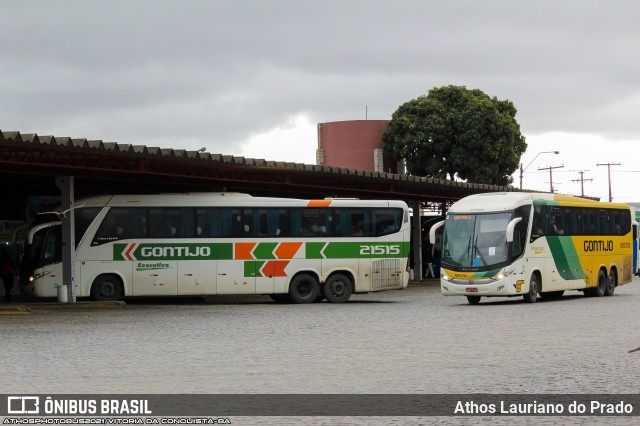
<box><xmin>300</xmin><ymin>209</ymin><xmax>322</xmax><ymax>236</ymax></box>
<box><xmin>290</xmin><ymin>209</ymin><xmax>302</xmax><ymax>237</ymax></box>
<box><xmin>375</xmin><ymin>208</ymin><xmax>400</xmax><ymax>236</ymax></box>
<box><xmin>148</xmin><ymin>208</ymin><xmax>166</xmax><ymax>238</ymax></box>
<box><xmin>229</xmin><ymin>209</ymin><xmax>244</xmax><ymax>237</ymax></box>
<box><xmin>196</xmin><ymin>208</ymin><xmax>209</xmax><ymax>237</ymax></box>
<box><xmin>531</xmin><ymin>206</ymin><xmax>544</xmax><ymax>241</ymax></box>
<box><xmin>551</xmin><ymin>207</ymin><xmax>565</xmax><ymax>235</ymax></box>
<box><xmin>242</xmin><ymin>209</ymin><xmax>254</xmax><ymax>236</ymax></box>
<box><xmin>276</xmin><ymin>209</ymin><xmax>289</xmax><ymax>237</ymax></box>
<box><xmin>93</xmin><ymin>208</ymin><xmax>142</xmax><ymax>244</ymax></box>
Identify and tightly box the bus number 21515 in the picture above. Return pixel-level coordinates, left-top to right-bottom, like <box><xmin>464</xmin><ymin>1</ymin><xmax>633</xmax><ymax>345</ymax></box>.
<box><xmin>360</xmin><ymin>245</ymin><xmax>401</xmax><ymax>256</ymax></box>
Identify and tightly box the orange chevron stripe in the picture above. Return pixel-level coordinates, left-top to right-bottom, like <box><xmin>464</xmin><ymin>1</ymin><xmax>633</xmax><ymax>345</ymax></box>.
<box><xmin>262</xmin><ymin>260</ymin><xmax>289</xmax><ymax>277</ymax></box>
<box><xmin>235</xmin><ymin>242</ymin><xmax>256</xmax><ymax>260</ymax></box>
<box><xmin>274</xmin><ymin>242</ymin><xmax>302</xmax><ymax>259</ymax></box>
<box><xmin>307</xmin><ymin>199</ymin><xmax>331</xmax><ymax>207</ymax></box>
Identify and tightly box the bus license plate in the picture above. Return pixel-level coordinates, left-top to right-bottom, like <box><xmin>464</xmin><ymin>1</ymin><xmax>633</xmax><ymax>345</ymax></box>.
<box><xmin>466</xmin><ymin>288</ymin><xmax>478</xmax><ymax>293</ymax></box>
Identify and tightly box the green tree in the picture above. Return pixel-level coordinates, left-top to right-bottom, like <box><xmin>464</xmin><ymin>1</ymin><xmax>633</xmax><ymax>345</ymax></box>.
<box><xmin>383</xmin><ymin>85</ymin><xmax>527</xmax><ymax>186</ymax></box>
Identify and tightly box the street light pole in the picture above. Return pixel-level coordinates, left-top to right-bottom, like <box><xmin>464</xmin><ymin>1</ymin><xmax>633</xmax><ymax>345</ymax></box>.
<box><xmin>519</xmin><ymin>150</ymin><xmax>560</xmax><ymax>190</ymax></box>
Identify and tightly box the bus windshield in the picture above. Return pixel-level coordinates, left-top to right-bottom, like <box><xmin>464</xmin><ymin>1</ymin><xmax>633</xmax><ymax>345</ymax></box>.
<box><xmin>23</xmin><ymin>207</ymin><xmax>102</xmax><ymax>272</ymax></box>
<box><xmin>441</xmin><ymin>212</ymin><xmax>513</xmax><ymax>269</ymax></box>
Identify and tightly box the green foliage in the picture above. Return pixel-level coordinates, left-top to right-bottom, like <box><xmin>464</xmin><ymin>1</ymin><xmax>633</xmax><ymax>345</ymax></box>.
<box><xmin>383</xmin><ymin>85</ymin><xmax>527</xmax><ymax>186</ymax></box>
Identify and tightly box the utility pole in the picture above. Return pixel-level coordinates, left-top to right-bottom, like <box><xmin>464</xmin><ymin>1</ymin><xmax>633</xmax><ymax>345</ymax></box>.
<box><xmin>538</xmin><ymin>165</ymin><xmax>564</xmax><ymax>193</ymax></box>
<box><xmin>571</xmin><ymin>170</ymin><xmax>593</xmax><ymax>197</ymax></box>
<box><xmin>596</xmin><ymin>162</ymin><xmax>621</xmax><ymax>202</ymax></box>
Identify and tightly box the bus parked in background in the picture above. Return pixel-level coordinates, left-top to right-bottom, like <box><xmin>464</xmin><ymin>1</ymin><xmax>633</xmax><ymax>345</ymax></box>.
<box><xmin>430</xmin><ymin>192</ymin><xmax>634</xmax><ymax>304</ymax></box>
<box><xmin>21</xmin><ymin>193</ymin><xmax>411</xmax><ymax>303</ymax></box>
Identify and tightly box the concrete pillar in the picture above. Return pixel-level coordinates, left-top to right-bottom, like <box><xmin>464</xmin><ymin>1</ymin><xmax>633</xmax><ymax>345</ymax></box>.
<box><xmin>56</xmin><ymin>176</ymin><xmax>76</xmax><ymax>303</ymax></box>
<box><xmin>410</xmin><ymin>200</ymin><xmax>422</xmax><ymax>280</ymax></box>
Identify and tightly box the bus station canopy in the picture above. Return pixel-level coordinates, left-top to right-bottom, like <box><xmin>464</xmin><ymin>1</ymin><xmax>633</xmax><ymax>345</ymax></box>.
<box><xmin>0</xmin><ymin>130</ymin><xmax>518</xmax><ymax>206</ymax></box>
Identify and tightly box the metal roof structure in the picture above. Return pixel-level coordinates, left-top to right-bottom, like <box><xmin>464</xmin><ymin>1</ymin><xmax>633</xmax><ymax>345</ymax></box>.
<box><xmin>0</xmin><ymin>130</ymin><xmax>517</xmax><ymax>203</ymax></box>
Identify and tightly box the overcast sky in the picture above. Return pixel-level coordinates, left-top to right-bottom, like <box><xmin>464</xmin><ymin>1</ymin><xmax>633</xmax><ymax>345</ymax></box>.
<box><xmin>2</xmin><ymin>1</ymin><xmax>639</xmax><ymax>201</ymax></box>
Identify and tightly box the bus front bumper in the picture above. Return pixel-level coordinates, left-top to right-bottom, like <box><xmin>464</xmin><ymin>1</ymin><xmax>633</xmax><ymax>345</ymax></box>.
<box><xmin>440</xmin><ymin>277</ymin><xmax>521</xmax><ymax>297</ymax></box>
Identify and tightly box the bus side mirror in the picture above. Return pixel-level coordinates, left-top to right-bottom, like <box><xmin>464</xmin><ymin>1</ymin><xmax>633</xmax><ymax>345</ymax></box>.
<box><xmin>429</xmin><ymin>220</ymin><xmax>444</xmax><ymax>243</ymax></box>
<box><xmin>506</xmin><ymin>217</ymin><xmax>522</xmax><ymax>243</ymax></box>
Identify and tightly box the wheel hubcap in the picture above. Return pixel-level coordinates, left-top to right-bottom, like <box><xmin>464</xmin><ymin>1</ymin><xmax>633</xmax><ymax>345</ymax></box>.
<box><xmin>332</xmin><ymin>282</ymin><xmax>345</xmax><ymax>295</ymax></box>
<box><xmin>298</xmin><ymin>282</ymin><xmax>310</xmax><ymax>297</ymax></box>
<box><xmin>101</xmin><ymin>283</ymin><xmax>115</xmax><ymax>297</ymax></box>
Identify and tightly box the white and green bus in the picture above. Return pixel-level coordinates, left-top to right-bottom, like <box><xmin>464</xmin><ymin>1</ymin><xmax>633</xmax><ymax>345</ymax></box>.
<box><xmin>430</xmin><ymin>192</ymin><xmax>635</xmax><ymax>304</ymax></box>
<box><xmin>21</xmin><ymin>193</ymin><xmax>411</xmax><ymax>303</ymax></box>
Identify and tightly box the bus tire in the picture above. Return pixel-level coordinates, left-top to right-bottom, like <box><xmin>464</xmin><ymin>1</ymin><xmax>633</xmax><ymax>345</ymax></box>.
<box><xmin>594</xmin><ymin>269</ymin><xmax>607</xmax><ymax>297</ymax></box>
<box><xmin>90</xmin><ymin>274</ymin><xmax>123</xmax><ymax>301</ymax></box>
<box><xmin>466</xmin><ymin>296</ymin><xmax>481</xmax><ymax>305</ymax></box>
<box><xmin>324</xmin><ymin>273</ymin><xmax>353</xmax><ymax>303</ymax></box>
<box><xmin>523</xmin><ymin>274</ymin><xmax>538</xmax><ymax>303</ymax></box>
<box><xmin>288</xmin><ymin>274</ymin><xmax>319</xmax><ymax>304</ymax></box>
<box><xmin>605</xmin><ymin>269</ymin><xmax>616</xmax><ymax>296</ymax></box>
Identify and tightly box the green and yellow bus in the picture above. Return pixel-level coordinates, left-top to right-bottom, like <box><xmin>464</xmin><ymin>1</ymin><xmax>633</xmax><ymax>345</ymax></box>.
<box><xmin>430</xmin><ymin>192</ymin><xmax>635</xmax><ymax>304</ymax></box>
<box><xmin>21</xmin><ymin>193</ymin><xmax>411</xmax><ymax>303</ymax></box>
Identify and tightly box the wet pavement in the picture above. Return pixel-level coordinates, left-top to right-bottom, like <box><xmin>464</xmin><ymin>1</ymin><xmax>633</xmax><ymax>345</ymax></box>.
<box><xmin>2</xmin><ymin>278</ymin><xmax>639</xmax><ymax>424</ymax></box>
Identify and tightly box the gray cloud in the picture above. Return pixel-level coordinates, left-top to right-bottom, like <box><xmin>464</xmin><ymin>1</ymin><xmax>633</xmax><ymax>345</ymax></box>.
<box><xmin>2</xmin><ymin>0</ymin><xmax>639</xmax><ymax>152</ymax></box>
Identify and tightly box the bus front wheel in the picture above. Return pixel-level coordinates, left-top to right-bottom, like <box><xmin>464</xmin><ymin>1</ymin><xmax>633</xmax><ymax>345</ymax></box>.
<box><xmin>324</xmin><ymin>273</ymin><xmax>353</xmax><ymax>303</ymax></box>
<box><xmin>523</xmin><ymin>274</ymin><xmax>538</xmax><ymax>303</ymax></box>
<box><xmin>90</xmin><ymin>274</ymin><xmax>123</xmax><ymax>301</ymax></box>
<box><xmin>288</xmin><ymin>274</ymin><xmax>319</xmax><ymax>304</ymax></box>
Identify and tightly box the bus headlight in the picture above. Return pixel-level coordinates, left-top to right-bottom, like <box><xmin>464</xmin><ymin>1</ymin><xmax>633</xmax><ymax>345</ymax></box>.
<box><xmin>28</xmin><ymin>275</ymin><xmax>35</xmax><ymax>283</ymax></box>
<box><xmin>492</xmin><ymin>268</ymin><xmax>514</xmax><ymax>281</ymax></box>
<box><xmin>441</xmin><ymin>272</ymin><xmax>452</xmax><ymax>282</ymax></box>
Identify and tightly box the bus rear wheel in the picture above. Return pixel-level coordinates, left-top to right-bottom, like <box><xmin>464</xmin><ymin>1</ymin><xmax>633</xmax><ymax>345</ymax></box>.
<box><xmin>466</xmin><ymin>296</ymin><xmax>481</xmax><ymax>305</ymax></box>
<box><xmin>288</xmin><ymin>274</ymin><xmax>319</xmax><ymax>304</ymax></box>
<box><xmin>90</xmin><ymin>274</ymin><xmax>123</xmax><ymax>301</ymax></box>
<box><xmin>605</xmin><ymin>269</ymin><xmax>617</xmax><ymax>296</ymax></box>
<box><xmin>594</xmin><ymin>269</ymin><xmax>607</xmax><ymax>297</ymax></box>
<box><xmin>523</xmin><ymin>274</ymin><xmax>538</xmax><ymax>303</ymax></box>
<box><xmin>324</xmin><ymin>273</ymin><xmax>353</xmax><ymax>303</ymax></box>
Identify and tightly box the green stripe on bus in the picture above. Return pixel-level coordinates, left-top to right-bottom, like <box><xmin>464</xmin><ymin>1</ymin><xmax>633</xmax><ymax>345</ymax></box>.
<box><xmin>306</xmin><ymin>242</ymin><xmax>325</xmax><ymax>259</ymax></box>
<box><xmin>305</xmin><ymin>242</ymin><xmax>408</xmax><ymax>259</ymax></box>
<box><xmin>253</xmin><ymin>242</ymin><xmax>278</xmax><ymax>260</ymax></box>
<box><xmin>113</xmin><ymin>243</ymin><xmax>233</xmax><ymax>260</ymax></box>
<box><xmin>244</xmin><ymin>261</ymin><xmax>265</xmax><ymax>277</ymax></box>
<box><xmin>547</xmin><ymin>236</ymin><xmax>586</xmax><ymax>280</ymax></box>
<box><xmin>533</xmin><ymin>200</ymin><xmax>560</xmax><ymax>206</ymax></box>
<box><xmin>113</xmin><ymin>241</ymin><xmax>409</xmax><ymax>261</ymax></box>
<box><xmin>472</xmin><ymin>269</ymin><xmax>501</xmax><ymax>278</ymax></box>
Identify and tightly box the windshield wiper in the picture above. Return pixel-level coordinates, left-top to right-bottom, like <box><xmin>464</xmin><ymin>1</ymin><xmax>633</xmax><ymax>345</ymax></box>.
<box><xmin>473</xmin><ymin>235</ymin><xmax>487</xmax><ymax>266</ymax></box>
<box><xmin>456</xmin><ymin>235</ymin><xmax>472</xmax><ymax>264</ymax></box>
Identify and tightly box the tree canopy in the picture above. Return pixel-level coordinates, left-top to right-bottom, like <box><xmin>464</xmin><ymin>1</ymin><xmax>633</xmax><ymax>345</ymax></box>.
<box><xmin>383</xmin><ymin>85</ymin><xmax>527</xmax><ymax>186</ymax></box>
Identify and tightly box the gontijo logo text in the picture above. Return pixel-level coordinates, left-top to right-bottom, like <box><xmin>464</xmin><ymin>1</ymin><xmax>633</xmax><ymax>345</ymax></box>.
<box><xmin>6</xmin><ymin>396</ymin><xmax>152</xmax><ymax>415</ymax></box>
